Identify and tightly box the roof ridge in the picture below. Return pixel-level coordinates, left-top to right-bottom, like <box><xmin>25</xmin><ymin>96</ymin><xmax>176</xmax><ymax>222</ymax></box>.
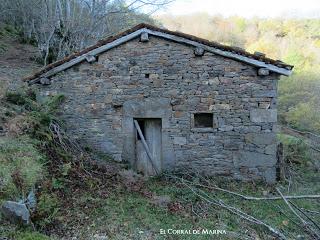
<box><xmin>24</xmin><ymin>23</ymin><xmax>293</xmax><ymax>82</ymax></box>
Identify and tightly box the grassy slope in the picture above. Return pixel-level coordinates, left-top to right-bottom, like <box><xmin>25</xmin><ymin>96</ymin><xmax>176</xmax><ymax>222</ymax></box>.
<box><xmin>50</xmin><ymin>167</ymin><xmax>319</xmax><ymax>240</ymax></box>
<box><xmin>0</xmin><ymin>27</ymin><xmax>49</xmax><ymax>240</ymax></box>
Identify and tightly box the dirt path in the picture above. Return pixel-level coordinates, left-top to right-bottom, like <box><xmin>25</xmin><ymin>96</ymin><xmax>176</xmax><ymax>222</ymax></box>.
<box><xmin>0</xmin><ymin>36</ymin><xmax>41</xmax><ymax>92</ymax></box>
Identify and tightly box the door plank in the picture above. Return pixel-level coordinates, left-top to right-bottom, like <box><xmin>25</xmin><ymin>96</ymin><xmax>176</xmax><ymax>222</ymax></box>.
<box><xmin>134</xmin><ymin>120</ymin><xmax>159</xmax><ymax>175</ymax></box>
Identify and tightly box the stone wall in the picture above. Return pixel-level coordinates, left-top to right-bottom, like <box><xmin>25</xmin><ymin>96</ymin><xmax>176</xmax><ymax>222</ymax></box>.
<box><xmin>38</xmin><ymin>35</ymin><xmax>280</xmax><ymax>183</ymax></box>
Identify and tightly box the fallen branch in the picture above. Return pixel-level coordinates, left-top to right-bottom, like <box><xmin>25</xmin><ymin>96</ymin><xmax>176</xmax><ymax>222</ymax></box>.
<box><xmin>281</xmin><ymin>125</ymin><xmax>320</xmax><ymax>139</ymax></box>
<box><xmin>276</xmin><ymin>188</ymin><xmax>308</xmax><ymax>225</ymax></box>
<box><xmin>299</xmin><ymin>208</ymin><xmax>320</xmax><ymax>215</ymax></box>
<box><xmin>168</xmin><ymin>175</ymin><xmax>320</xmax><ymax>201</ymax></box>
<box><xmin>304</xmin><ymin>141</ymin><xmax>320</xmax><ymax>153</ymax></box>
<box><xmin>276</xmin><ymin>205</ymin><xmax>300</xmax><ymax>227</ymax></box>
<box><xmin>181</xmin><ymin>179</ymin><xmax>287</xmax><ymax>240</ymax></box>
<box><xmin>201</xmin><ymin>184</ymin><xmax>320</xmax><ymax>200</ymax></box>
<box><xmin>289</xmin><ymin>200</ymin><xmax>320</xmax><ymax>232</ymax></box>
<box><xmin>276</xmin><ymin>188</ymin><xmax>320</xmax><ymax>239</ymax></box>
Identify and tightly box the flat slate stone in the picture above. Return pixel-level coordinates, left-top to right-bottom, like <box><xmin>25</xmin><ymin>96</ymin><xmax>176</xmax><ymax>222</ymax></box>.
<box><xmin>245</xmin><ymin>133</ymin><xmax>276</xmax><ymax>145</ymax></box>
<box><xmin>234</xmin><ymin>151</ymin><xmax>277</xmax><ymax>168</ymax></box>
<box><xmin>250</xmin><ymin>109</ymin><xmax>277</xmax><ymax>123</ymax></box>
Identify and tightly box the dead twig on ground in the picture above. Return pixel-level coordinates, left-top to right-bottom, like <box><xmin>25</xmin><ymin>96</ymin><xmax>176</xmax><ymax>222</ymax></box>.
<box><xmin>276</xmin><ymin>188</ymin><xmax>308</xmax><ymax>225</ymax></box>
<box><xmin>168</xmin><ymin>175</ymin><xmax>320</xmax><ymax>201</ymax></box>
<box><xmin>299</xmin><ymin>208</ymin><xmax>320</xmax><ymax>215</ymax></box>
<box><xmin>276</xmin><ymin>205</ymin><xmax>301</xmax><ymax>227</ymax></box>
<box><xmin>289</xmin><ymin>200</ymin><xmax>320</xmax><ymax>232</ymax></box>
<box><xmin>174</xmin><ymin>176</ymin><xmax>287</xmax><ymax>240</ymax></box>
<box><xmin>276</xmin><ymin>188</ymin><xmax>320</xmax><ymax>239</ymax></box>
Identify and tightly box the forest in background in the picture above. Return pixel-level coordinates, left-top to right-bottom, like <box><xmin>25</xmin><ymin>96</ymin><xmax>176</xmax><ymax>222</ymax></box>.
<box><xmin>158</xmin><ymin>14</ymin><xmax>320</xmax><ymax>134</ymax></box>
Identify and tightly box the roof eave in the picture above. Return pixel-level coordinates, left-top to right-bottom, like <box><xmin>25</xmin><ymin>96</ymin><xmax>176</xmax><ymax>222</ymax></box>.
<box><xmin>25</xmin><ymin>26</ymin><xmax>293</xmax><ymax>84</ymax></box>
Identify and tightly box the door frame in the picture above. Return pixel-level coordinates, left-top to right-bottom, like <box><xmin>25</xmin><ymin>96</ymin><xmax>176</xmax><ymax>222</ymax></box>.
<box><xmin>121</xmin><ymin>98</ymin><xmax>176</xmax><ymax>171</ymax></box>
<box><xmin>134</xmin><ymin>118</ymin><xmax>162</xmax><ymax>175</ymax></box>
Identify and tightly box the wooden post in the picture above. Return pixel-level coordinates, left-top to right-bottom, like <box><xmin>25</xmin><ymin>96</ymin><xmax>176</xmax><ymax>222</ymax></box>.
<box><xmin>276</xmin><ymin>142</ymin><xmax>284</xmax><ymax>181</ymax></box>
<box><xmin>134</xmin><ymin>120</ymin><xmax>159</xmax><ymax>175</ymax></box>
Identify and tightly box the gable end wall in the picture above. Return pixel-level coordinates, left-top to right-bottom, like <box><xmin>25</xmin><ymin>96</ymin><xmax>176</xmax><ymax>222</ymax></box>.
<box><xmin>37</xmin><ymin>36</ymin><xmax>281</xmax><ymax>183</ymax></box>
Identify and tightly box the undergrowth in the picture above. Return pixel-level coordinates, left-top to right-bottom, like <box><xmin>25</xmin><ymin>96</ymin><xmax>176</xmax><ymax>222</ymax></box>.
<box><xmin>0</xmin><ymin>136</ymin><xmax>46</xmax><ymax>200</ymax></box>
<box><xmin>1</xmin><ymin>89</ymin><xmax>75</xmax><ymax>236</ymax></box>
<box><xmin>1</xmin><ymin>88</ymin><xmax>121</xmax><ymax>239</ymax></box>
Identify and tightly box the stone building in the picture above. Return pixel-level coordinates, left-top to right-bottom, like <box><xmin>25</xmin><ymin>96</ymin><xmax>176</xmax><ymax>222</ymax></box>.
<box><xmin>25</xmin><ymin>24</ymin><xmax>293</xmax><ymax>183</ymax></box>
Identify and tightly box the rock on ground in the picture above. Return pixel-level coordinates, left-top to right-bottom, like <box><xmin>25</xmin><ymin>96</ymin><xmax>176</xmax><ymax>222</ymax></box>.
<box><xmin>1</xmin><ymin>201</ymin><xmax>30</xmax><ymax>225</ymax></box>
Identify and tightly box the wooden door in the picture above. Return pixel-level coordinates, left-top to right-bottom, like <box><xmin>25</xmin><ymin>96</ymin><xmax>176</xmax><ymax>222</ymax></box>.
<box><xmin>135</xmin><ymin>119</ymin><xmax>162</xmax><ymax>175</ymax></box>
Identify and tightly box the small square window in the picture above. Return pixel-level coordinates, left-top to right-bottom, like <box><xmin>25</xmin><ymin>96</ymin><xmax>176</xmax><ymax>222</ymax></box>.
<box><xmin>194</xmin><ymin>113</ymin><xmax>213</xmax><ymax>128</ymax></box>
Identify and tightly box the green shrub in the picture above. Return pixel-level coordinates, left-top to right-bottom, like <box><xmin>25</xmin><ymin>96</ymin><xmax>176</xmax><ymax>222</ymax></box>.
<box><xmin>5</xmin><ymin>92</ymin><xmax>27</xmax><ymax>105</ymax></box>
<box><xmin>0</xmin><ymin>136</ymin><xmax>46</xmax><ymax>199</ymax></box>
<box><xmin>15</xmin><ymin>231</ymin><xmax>50</xmax><ymax>240</ymax></box>
<box><xmin>0</xmin><ymin>42</ymin><xmax>7</xmax><ymax>53</ymax></box>
<box><xmin>286</xmin><ymin>102</ymin><xmax>320</xmax><ymax>133</ymax></box>
<box><xmin>5</xmin><ymin>90</ymin><xmax>38</xmax><ymax>109</ymax></box>
<box><xmin>277</xmin><ymin>134</ymin><xmax>311</xmax><ymax>165</ymax></box>
<box><xmin>36</xmin><ymin>193</ymin><xmax>60</xmax><ymax>227</ymax></box>
<box><xmin>279</xmin><ymin>73</ymin><xmax>320</xmax><ymax>134</ymax></box>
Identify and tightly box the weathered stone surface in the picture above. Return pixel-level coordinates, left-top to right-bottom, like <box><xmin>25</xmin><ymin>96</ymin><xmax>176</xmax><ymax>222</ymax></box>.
<box><xmin>245</xmin><ymin>133</ymin><xmax>276</xmax><ymax>145</ymax></box>
<box><xmin>1</xmin><ymin>201</ymin><xmax>30</xmax><ymax>225</ymax></box>
<box><xmin>234</xmin><ymin>151</ymin><xmax>277</xmax><ymax>167</ymax></box>
<box><xmin>39</xmin><ymin>77</ymin><xmax>50</xmax><ymax>85</ymax></box>
<box><xmin>252</xmin><ymin>90</ymin><xmax>276</xmax><ymax>98</ymax></box>
<box><xmin>265</xmin><ymin>144</ymin><xmax>277</xmax><ymax>155</ymax></box>
<box><xmin>257</xmin><ymin>68</ymin><xmax>270</xmax><ymax>76</ymax></box>
<box><xmin>250</xmin><ymin>109</ymin><xmax>277</xmax><ymax>123</ymax></box>
<box><xmin>208</xmin><ymin>78</ymin><xmax>219</xmax><ymax>86</ymax></box>
<box><xmin>37</xmin><ymin>36</ymin><xmax>281</xmax><ymax>183</ymax></box>
<box><xmin>140</xmin><ymin>32</ymin><xmax>149</xmax><ymax>42</ymax></box>
<box><xmin>173</xmin><ymin>137</ymin><xmax>187</xmax><ymax>145</ymax></box>
<box><xmin>218</xmin><ymin>125</ymin><xmax>234</xmax><ymax>131</ymax></box>
<box><xmin>263</xmin><ymin>168</ymin><xmax>276</xmax><ymax>184</ymax></box>
<box><xmin>213</xmin><ymin>104</ymin><xmax>231</xmax><ymax>110</ymax></box>
<box><xmin>194</xmin><ymin>47</ymin><xmax>205</xmax><ymax>56</ymax></box>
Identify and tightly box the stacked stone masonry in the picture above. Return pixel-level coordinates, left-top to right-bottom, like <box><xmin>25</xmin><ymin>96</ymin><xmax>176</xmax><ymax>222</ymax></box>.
<box><xmin>38</xmin><ymin>36</ymin><xmax>280</xmax><ymax>183</ymax></box>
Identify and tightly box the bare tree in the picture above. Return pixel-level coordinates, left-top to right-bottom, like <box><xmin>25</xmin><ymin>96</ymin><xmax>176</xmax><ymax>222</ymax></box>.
<box><xmin>0</xmin><ymin>0</ymin><xmax>172</xmax><ymax>65</ymax></box>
